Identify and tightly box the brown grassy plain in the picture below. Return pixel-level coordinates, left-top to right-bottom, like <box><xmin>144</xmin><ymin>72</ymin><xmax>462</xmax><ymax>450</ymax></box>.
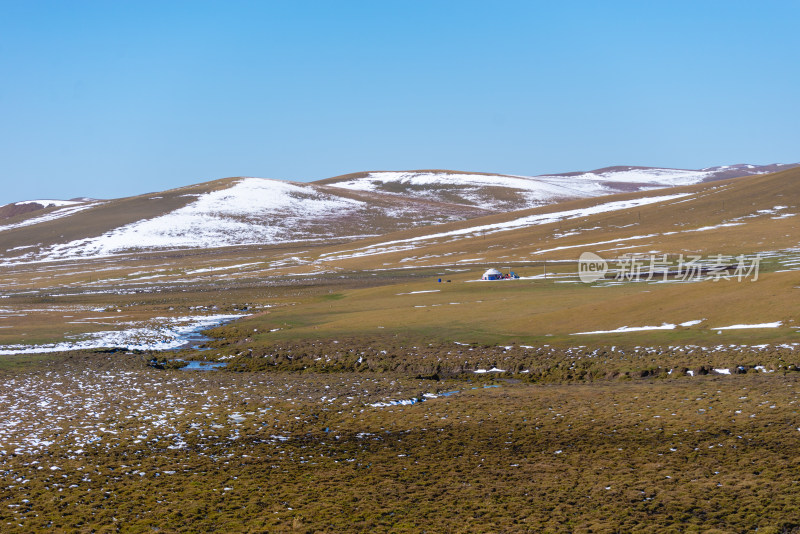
<box><xmin>1</xmin><ymin>169</ymin><xmax>800</xmax><ymax>531</ymax></box>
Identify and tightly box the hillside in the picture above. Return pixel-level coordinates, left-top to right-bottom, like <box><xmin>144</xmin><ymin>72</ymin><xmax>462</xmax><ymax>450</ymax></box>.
<box><xmin>209</xmin><ymin>165</ymin><xmax>800</xmax><ymax>347</ymax></box>
<box><xmin>292</xmin><ymin>165</ymin><xmax>800</xmax><ymax>277</ymax></box>
<box><xmin>2</xmin><ymin>162</ymin><xmax>795</xmax><ymax>265</ymax></box>
<box><xmin>0</xmin><ymin>177</ymin><xmax>493</xmax><ymax>264</ymax></box>
<box><xmin>315</xmin><ymin>163</ymin><xmax>798</xmax><ymax>212</ymax></box>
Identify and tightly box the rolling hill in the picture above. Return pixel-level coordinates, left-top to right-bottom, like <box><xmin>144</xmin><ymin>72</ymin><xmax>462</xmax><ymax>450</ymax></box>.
<box><xmin>315</xmin><ymin>163</ymin><xmax>798</xmax><ymax>212</ymax></box>
<box><xmin>0</xmin><ymin>177</ymin><xmax>494</xmax><ymax>264</ymax></box>
<box><xmin>1</xmin><ymin>162</ymin><xmax>796</xmax><ymax>265</ymax></box>
<box><xmin>310</xmin><ymin>165</ymin><xmax>800</xmax><ymax>270</ymax></box>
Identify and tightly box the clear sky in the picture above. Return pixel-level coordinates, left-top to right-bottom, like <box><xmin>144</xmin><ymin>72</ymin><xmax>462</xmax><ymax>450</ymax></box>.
<box><xmin>1</xmin><ymin>1</ymin><xmax>798</xmax><ymax>204</ymax></box>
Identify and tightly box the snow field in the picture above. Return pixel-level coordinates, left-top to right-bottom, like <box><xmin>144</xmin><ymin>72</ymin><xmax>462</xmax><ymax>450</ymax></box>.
<box><xmin>0</xmin><ymin>314</ymin><xmax>242</xmax><ymax>355</ymax></box>
<box><xmin>40</xmin><ymin>179</ymin><xmax>366</xmax><ymax>259</ymax></box>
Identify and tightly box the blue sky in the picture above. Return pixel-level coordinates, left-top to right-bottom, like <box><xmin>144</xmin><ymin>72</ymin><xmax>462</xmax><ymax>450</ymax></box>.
<box><xmin>1</xmin><ymin>1</ymin><xmax>798</xmax><ymax>204</ymax></box>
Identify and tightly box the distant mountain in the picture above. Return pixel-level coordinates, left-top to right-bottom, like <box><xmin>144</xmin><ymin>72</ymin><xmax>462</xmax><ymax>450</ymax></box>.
<box><xmin>698</xmin><ymin>163</ymin><xmax>799</xmax><ymax>181</ymax></box>
<box><xmin>317</xmin><ymin>163</ymin><xmax>799</xmax><ymax>212</ymax></box>
<box><xmin>316</xmin><ymin>170</ymin><xmax>584</xmax><ymax>212</ymax></box>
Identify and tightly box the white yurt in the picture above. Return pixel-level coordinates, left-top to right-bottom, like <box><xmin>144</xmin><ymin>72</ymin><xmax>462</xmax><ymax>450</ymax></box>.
<box><xmin>481</xmin><ymin>268</ymin><xmax>503</xmax><ymax>281</ymax></box>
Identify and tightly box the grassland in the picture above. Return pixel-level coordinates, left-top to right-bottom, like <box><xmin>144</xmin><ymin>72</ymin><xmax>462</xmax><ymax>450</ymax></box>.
<box><xmin>1</xmin><ymin>268</ymin><xmax>799</xmax><ymax>532</ymax></box>
<box><xmin>1</xmin><ymin>169</ymin><xmax>800</xmax><ymax>531</ymax></box>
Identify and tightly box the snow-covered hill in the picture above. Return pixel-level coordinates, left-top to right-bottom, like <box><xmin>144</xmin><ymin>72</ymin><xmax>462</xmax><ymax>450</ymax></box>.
<box><xmin>319</xmin><ymin>171</ymin><xmax>585</xmax><ymax>211</ymax></box>
<box><xmin>0</xmin><ymin>178</ymin><xmax>489</xmax><ymax>262</ymax></box>
<box><xmin>540</xmin><ymin>163</ymin><xmax>799</xmax><ymax>188</ymax></box>
<box><xmin>319</xmin><ymin>164</ymin><xmax>799</xmax><ymax>212</ymax></box>
<box><xmin>1</xmin><ymin>162</ymin><xmax>796</xmax><ymax>263</ymax></box>
<box><xmin>45</xmin><ymin>179</ymin><xmax>368</xmax><ymax>258</ymax></box>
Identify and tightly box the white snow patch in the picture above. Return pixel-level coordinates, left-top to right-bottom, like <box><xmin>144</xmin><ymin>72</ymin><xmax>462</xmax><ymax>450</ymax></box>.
<box><xmin>713</xmin><ymin>322</ymin><xmax>783</xmax><ymax>330</ymax></box>
<box><xmin>540</xmin><ymin>167</ymin><xmax>713</xmax><ymax>187</ymax></box>
<box><xmin>573</xmin><ymin>323</ymin><xmax>676</xmax><ymax>335</ymax></box>
<box><xmin>13</xmin><ymin>199</ymin><xmax>82</xmax><ymax>207</ymax></box>
<box><xmin>369</xmin><ymin>398</ymin><xmax>422</xmax><ymax>408</ymax></box>
<box><xmin>185</xmin><ymin>262</ymin><xmax>262</xmax><ymax>275</ymax></box>
<box><xmin>32</xmin><ymin>179</ymin><xmax>366</xmax><ymax>260</ymax></box>
<box><xmin>0</xmin><ymin>314</ymin><xmax>242</xmax><ymax>355</ymax></box>
<box><xmin>686</xmin><ymin>222</ymin><xmax>744</xmax><ymax>232</ymax></box>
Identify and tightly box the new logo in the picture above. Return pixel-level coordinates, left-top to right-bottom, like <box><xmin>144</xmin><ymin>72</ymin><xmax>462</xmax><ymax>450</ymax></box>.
<box><xmin>578</xmin><ymin>252</ymin><xmax>608</xmax><ymax>283</ymax></box>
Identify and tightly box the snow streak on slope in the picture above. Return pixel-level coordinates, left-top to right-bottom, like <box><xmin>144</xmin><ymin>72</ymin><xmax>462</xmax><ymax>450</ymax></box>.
<box><xmin>319</xmin><ymin>193</ymin><xmax>692</xmax><ymax>261</ymax></box>
<box><xmin>0</xmin><ymin>202</ymin><xmax>101</xmax><ymax>233</ymax></box>
<box><xmin>41</xmin><ymin>179</ymin><xmax>365</xmax><ymax>259</ymax></box>
<box><xmin>539</xmin><ymin>168</ymin><xmax>713</xmax><ymax>187</ymax></box>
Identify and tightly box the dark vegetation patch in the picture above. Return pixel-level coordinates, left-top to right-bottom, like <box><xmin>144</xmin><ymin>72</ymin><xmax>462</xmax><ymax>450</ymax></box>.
<box><xmin>200</xmin><ymin>336</ymin><xmax>800</xmax><ymax>384</ymax></box>
<box><xmin>0</xmin><ymin>354</ymin><xmax>798</xmax><ymax>533</ymax></box>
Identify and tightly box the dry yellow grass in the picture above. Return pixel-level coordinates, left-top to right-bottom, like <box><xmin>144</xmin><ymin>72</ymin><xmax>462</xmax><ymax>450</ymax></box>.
<box><xmin>224</xmin><ymin>269</ymin><xmax>800</xmax><ymax>347</ymax></box>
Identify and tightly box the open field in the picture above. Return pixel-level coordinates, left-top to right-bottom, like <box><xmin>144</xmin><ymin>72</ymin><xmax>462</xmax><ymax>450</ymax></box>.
<box><xmin>213</xmin><ymin>269</ymin><xmax>800</xmax><ymax>347</ymax></box>
<box><xmin>1</xmin><ymin>169</ymin><xmax>800</xmax><ymax>531</ymax></box>
<box><xmin>0</xmin><ymin>269</ymin><xmax>799</xmax><ymax>532</ymax></box>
